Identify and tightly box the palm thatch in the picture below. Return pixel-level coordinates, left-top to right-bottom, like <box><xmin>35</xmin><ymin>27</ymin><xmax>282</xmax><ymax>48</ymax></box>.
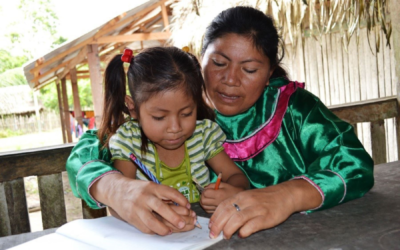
<box><xmin>169</xmin><ymin>0</ymin><xmax>392</xmax><ymax>57</ymax></box>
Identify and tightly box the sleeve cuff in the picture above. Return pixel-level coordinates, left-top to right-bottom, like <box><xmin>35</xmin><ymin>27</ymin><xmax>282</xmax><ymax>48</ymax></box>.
<box><xmin>87</xmin><ymin>170</ymin><xmax>121</xmax><ymax>208</ymax></box>
<box><xmin>292</xmin><ymin>170</ymin><xmax>346</xmax><ymax>213</ymax></box>
<box><xmin>76</xmin><ymin>160</ymin><xmax>121</xmax><ymax>209</ymax></box>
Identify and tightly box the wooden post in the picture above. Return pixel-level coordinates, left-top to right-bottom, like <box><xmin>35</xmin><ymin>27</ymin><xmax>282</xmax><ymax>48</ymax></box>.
<box><xmin>160</xmin><ymin>2</ymin><xmax>170</xmax><ymax>32</ymax></box>
<box><xmin>70</xmin><ymin>67</ymin><xmax>84</xmax><ymax>133</ymax></box>
<box><xmin>371</xmin><ymin>120</ymin><xmax>387</xmax><ymax>164</ymax></box>
<box><xmin>87</xmin><ymin>44</ymin><xmax>104</xmax><ymax>128</ymax></box>
<box><xmin>56</xmin><ymin>81</ymin><xmax>66</xmax><ymax>143</ymax></box>
<box><xmin>61</xmin><ymin>78</ymin><xmax>72</xmax><ymax>143</ymax></box>
<box><xmin>389</xmin><ymin>1</ymin><xmax>400</xmax><ymax>160</ymax></box>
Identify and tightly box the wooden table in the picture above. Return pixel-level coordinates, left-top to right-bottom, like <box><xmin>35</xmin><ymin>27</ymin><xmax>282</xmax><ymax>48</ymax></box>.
<box><xmin>1</xmin><ymin>161</ymin><xmax>400</xmax><ymax>250</ymax></box>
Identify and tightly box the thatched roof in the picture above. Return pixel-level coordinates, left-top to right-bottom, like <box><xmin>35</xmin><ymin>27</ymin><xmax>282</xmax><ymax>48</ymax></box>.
<box><xmin>0</xmin><ymin>85</ymin><xmax>43</xmax><ymax>116</ymax></box>
<box><xmin>170</xmin><ymin>0</ymin><xmax>392</xmax><ymax>56</ymax></box>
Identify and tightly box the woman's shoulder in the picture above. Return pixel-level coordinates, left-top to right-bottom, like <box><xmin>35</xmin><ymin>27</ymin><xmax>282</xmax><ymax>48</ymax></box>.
<box><xmin>289</xmin><ymin>84</ymin><xmax>322</xmax><ymax>111</ymax></box>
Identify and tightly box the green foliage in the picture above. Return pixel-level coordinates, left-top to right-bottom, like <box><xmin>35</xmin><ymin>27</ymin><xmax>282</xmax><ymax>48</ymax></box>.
<box><xmin>39</xmin><ymin>78</ymin><xmax>93</xmax><ymax>111</ymax></box>
<box><xmin>52</xmin><ymin>36</ymin><xmax>68</xmax><ymax>48</ymax></box>
<box><xmin>0</xmin><ymin>68</ymin><xmax>28</xmax><ymax>87</ymax></box>
<box><xmin>18</xmin><ymin>0</ymin><xmax>59</xmax><ymax>36</ymax></box>
<box><xmin>0</xmin><ymin>50</ymin><xmax>29</xmax><ymax>74</ymax></box>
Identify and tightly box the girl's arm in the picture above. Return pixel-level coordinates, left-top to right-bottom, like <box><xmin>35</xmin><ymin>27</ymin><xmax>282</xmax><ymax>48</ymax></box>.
<box><xmin>200</xmin><ymin>151</ymin><xmax>249</xmax><ymax>213</ymax></box>
<box><xmin>206</xmin><ymin>151</ymin><xmax>249</xmax><ymax>190</ymax></box>
<box><xmin>113</xmin><ymin>159</ymin><xmax>137</xmax><ymax>178</ymax></box>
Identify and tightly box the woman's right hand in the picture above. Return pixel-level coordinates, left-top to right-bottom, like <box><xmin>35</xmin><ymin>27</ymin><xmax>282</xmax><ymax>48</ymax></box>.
<box><xmin>90</xmin><ymin>173</ymin><xmax>194</xmax><ymax>235</ymax></box>
<box><xmin>154</xmin><ymin>203</ymin><xmax>198</xmax><ymax>232</ymax></box>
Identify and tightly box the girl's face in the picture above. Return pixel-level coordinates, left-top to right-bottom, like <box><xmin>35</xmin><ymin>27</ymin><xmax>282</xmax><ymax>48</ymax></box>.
<box><xmin>202</xmin><ymin>33</ymin><xmax>274</xmax><ymax>116</ymax></box>
<box><xmin>139</xmin><ymin>86</ymin><xmax>197</xmax><ymax>151</ymax></box>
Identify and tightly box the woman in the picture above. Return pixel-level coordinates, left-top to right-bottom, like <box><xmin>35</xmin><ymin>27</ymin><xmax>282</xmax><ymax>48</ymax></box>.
<box><xmin>66</xmin><ymin>6</ymin><xmax>373</xmax><ymax>239</ymax></box>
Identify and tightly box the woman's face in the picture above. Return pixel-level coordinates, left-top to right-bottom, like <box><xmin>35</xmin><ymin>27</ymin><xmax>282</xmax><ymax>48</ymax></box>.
<box><xmin>202</xmin><ymin>33</ymin><xmax>274</xmax><ymax>116</ymax></box>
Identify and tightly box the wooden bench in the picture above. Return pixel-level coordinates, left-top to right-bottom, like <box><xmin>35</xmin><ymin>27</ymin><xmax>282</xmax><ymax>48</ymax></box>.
<box><xmin>0</xmin><ymin>144</ymin><xmax>107</xmax><ymax>237</ymax></box>
<box><xmin>330</xmin><ymin>96</ymin><xmax>399</xmax><ymax>165</ymax></box>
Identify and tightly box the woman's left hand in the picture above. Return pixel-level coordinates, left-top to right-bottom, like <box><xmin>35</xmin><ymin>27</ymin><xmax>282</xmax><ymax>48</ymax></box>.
<box><xmin>200</xmin><ymin>183</ymin><xmax>245</xmax><ymax>213</ymax></box>
<box><xmin>208</xmin><ymin>180</ymin><xmax>322</xmax><ymax>239</ymax></box>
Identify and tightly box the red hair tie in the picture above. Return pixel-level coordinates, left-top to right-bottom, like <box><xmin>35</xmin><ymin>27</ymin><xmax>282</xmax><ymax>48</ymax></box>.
<box><xmin>121</xmin><ymin>48</ymin><xmax>133</xmax><ymax>63</ymax></box>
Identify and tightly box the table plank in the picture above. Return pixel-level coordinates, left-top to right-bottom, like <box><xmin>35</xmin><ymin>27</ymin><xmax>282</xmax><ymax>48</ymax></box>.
<box><xmin>205</xmin><ymin>161</ymin><xmax>400</xmax><ymax>249</ymax></box>
<box><xmin>1</xmin><ymin>161</ymin><xmax>399</xmax><ymax>250</ymax></box>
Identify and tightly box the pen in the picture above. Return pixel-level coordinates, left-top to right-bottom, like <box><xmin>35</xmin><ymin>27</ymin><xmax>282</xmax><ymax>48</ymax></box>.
<box><xmin>214</xmin><ymin>173</ymin><xmax>222</xmax><ymax>190</ymax></box>
<box><xmin>129</xmin><ymin>153</ymin><xmax>202</xmax><ymax>229</ymax></box>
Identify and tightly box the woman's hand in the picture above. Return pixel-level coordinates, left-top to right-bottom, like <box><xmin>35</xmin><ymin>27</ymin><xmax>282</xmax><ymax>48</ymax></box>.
<box><xmin>208</xmin><ymin>180</ymin><xmax>322</xmax><ymax>239</ymax></box>
<box><xmin>91</xmin><ymin>174</ymin><xmax>193</xmax><ymax>235</ymax></box>
<box><xmin>200</xmin><ymin>182</ymin><xmax>245</xmax><ymax>213</ymax></box>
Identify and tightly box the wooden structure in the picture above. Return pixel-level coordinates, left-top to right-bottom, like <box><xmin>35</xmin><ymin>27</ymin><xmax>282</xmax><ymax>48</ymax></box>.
<box><xmin>0</xmin><ymin>144</ymin><xmax>108</xmax><ymax>236</ymax></box>
<box><xmin>23</xmin><ymin>0</ymin><xmax>175</xmax><ymax>143</ymax></box>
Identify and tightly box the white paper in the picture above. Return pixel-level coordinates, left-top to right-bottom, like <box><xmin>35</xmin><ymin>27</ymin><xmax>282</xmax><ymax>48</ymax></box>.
<box><xmin>9</xmin><ymin>233</ymin><xmax>99</xmax><ymax>250</ymax></box>
<box><xmin>10</xmin><ymin>216</ymin><xmax>222</xmax><ymax>250</ymax></box>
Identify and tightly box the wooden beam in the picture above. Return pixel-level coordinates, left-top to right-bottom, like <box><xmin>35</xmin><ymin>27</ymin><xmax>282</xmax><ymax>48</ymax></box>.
<box><xmin>94</xmin><ymin>32</ymin><xmax>171</xmax><ymax>44</ymax></box>
<box><xmin>70</xmin><ymin>68</ymin><xmax>83</xmax><ymax>131</ymax></box>
<box><xmin>57</xmin><ymin>46</ymin><xmax>88</xmax><ymax>80</ymax></box>
<box><xmin>160</xmin><ymin>2</ymin><xmax>170</xmax><ymax>31</ymax></box>
<box><xmin>1</xmin><ymin>179</ymin><xmax>30</xmax><ymax>236</ymax></box>
<box><xmin>388</xmin><ymin>0</ymin><xmax>400</xmax><ymax>160</ymax></box>
<box><xmin>329</xmin><ymin>96</ymin><xmax>398</xmax><ymax>124</ymax></box>
<box><xmin>67</xmin><ymin>74</ymin><xmax>103</xmax><ymax>80</ymax></box>
<box><xmin>0</xmin><ymin>144</ymin><xmax>74</xmax><ymax>182</ymax></box>
<box><xmin>29</xmin><ymin>0</ymin><xmax>167</xmax><ymax>75</ymax></box>
<box><xmin>56</xmin><ymin>80</ymin><xmax>66</xmax><ymax>143</ymax></box>
<box><xmin>61</xmin><ymin>78</ymin><xmax>73</xmax><ymax>143</ymax></box>
<box><xmin>38</xmin><ymin>173</ymin><xmax>67</xmax><ymax>229</ymax></box>
<box><xmin>87</xmin><ymin>44</ymin><xmax>104</xmax><ymax>128</ymax></box>
<box><xmin>370</xmin><ymin>120</ymin><xmax>387</xmax><ymax>164</ymax></box>
<box><xmin>32</xmin><ymin>60</ymin><xmax>71</xmax><ymax>87</ymax></box>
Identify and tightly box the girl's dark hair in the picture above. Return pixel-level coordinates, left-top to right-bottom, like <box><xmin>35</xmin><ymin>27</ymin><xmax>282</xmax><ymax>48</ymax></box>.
<box><xmin>98</xmin><ymin>47</ymin><xmax>214</xmax><ymax>152</ymax></box>
<box><xmin>201</xmin><ymin>6</ymin><xmax>288</xmax><ymax>79</ymax></box>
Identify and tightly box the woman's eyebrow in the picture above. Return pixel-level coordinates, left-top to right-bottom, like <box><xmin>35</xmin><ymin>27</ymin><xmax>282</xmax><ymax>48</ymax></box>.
<box><xmin>213</xmin><ymin>52</ymin><xmax>263</xmax><ymax>64</ymax></box>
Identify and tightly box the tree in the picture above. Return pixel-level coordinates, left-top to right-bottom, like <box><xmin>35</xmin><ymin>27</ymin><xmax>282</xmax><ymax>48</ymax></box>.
<box><xmin>0</xmin><ymin>0</ymin><xmax>93</xmax><ymax>112</ymax></box>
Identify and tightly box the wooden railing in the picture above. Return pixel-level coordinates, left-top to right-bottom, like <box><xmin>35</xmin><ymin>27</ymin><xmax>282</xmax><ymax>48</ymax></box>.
<box><xmin>0</xmin><ymin>144</ymin><xmax>107</xmax><ymax>237</ymax></box>
<box><xmin>0</xmin><ymin>96</ymin><xmax>398</xmax><ymax>237</ymax></box>
<box><xmin>330</xmin><ymin>96</ymin><xmax>399</xmax><ymax>165</ymax></box>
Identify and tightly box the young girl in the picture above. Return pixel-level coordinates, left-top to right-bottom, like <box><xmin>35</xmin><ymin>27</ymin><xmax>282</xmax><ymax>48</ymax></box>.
<box><xmin>98</xmin><ymin>47</ymin><xmax>249</xmax><ymax>213</ymax></box>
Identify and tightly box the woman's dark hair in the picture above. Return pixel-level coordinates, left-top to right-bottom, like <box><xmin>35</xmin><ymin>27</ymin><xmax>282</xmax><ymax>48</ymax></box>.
<box><xmin>98</xmin><ymin>46</ymin><xmax>214</xmax><ymax>152</ymax></box>
<box><xmin>201</xmin><ymin>6</ymin><xmax>288</xmax><ymax>79</ymax></box>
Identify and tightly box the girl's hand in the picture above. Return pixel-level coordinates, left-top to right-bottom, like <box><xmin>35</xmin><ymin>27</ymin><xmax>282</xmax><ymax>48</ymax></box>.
<box><xmin>154</xmin><ymin>203</ymin><xmax>197</xmax><ymax>233</ymax></box>
<box><xmin>200</xmin><ymin>182</ymin><xmax>245</xmax><ymax>213</ymax></box>
<box><xmin>208</xmin><ymin>180</ymin><xmax>322</xmax><ymax>239</ymax></box>
<box><xmin>91</xmin><ymin>174</ymin><xmax>192</xmax><ymax>235</ymax></box>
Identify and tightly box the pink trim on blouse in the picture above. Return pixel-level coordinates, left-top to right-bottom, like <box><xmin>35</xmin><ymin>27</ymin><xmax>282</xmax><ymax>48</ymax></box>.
<box><xmin>324</xmin><ymin>170</ymin><xmax>347</xmax><ymax>203</ymax></box>
<box><xmin>223</xmin><ymin>81</ymin><xmax>304</xmax><ymax>161</ymax></box>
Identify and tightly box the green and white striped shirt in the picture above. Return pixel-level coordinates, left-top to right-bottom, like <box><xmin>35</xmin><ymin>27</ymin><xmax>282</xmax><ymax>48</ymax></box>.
<box><xmin>109</xmin><ymin>119</ymin><xmax>226</xmax><ymax>188</ymax></box>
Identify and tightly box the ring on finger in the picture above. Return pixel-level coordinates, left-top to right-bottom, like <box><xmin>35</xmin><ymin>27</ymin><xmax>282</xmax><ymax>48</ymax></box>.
<box><xmin>232</xmin><ymin>203</ymin><xmax>240</xmax><ymax>212</ymax></box>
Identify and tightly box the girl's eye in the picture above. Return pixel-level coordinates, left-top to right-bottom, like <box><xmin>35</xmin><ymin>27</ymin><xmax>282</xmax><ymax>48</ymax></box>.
<box><xmin>244</xmin><ymin>68</ymin><xmax>257</xmax><ymax>74</ymax></box>
<box><xmin>182</xmin><ymin>111</ymin><xmax>193</xmax><ymax>117</ymax></box>
<box><xmin>152</xmin><ymin>116</ymin><xmax>164</xmax><ymax>121</ymax></box>
<box><xmin>212</xmin><ymin>60</ymin><xmax>225</xmax><ymax>67</ymax></box>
